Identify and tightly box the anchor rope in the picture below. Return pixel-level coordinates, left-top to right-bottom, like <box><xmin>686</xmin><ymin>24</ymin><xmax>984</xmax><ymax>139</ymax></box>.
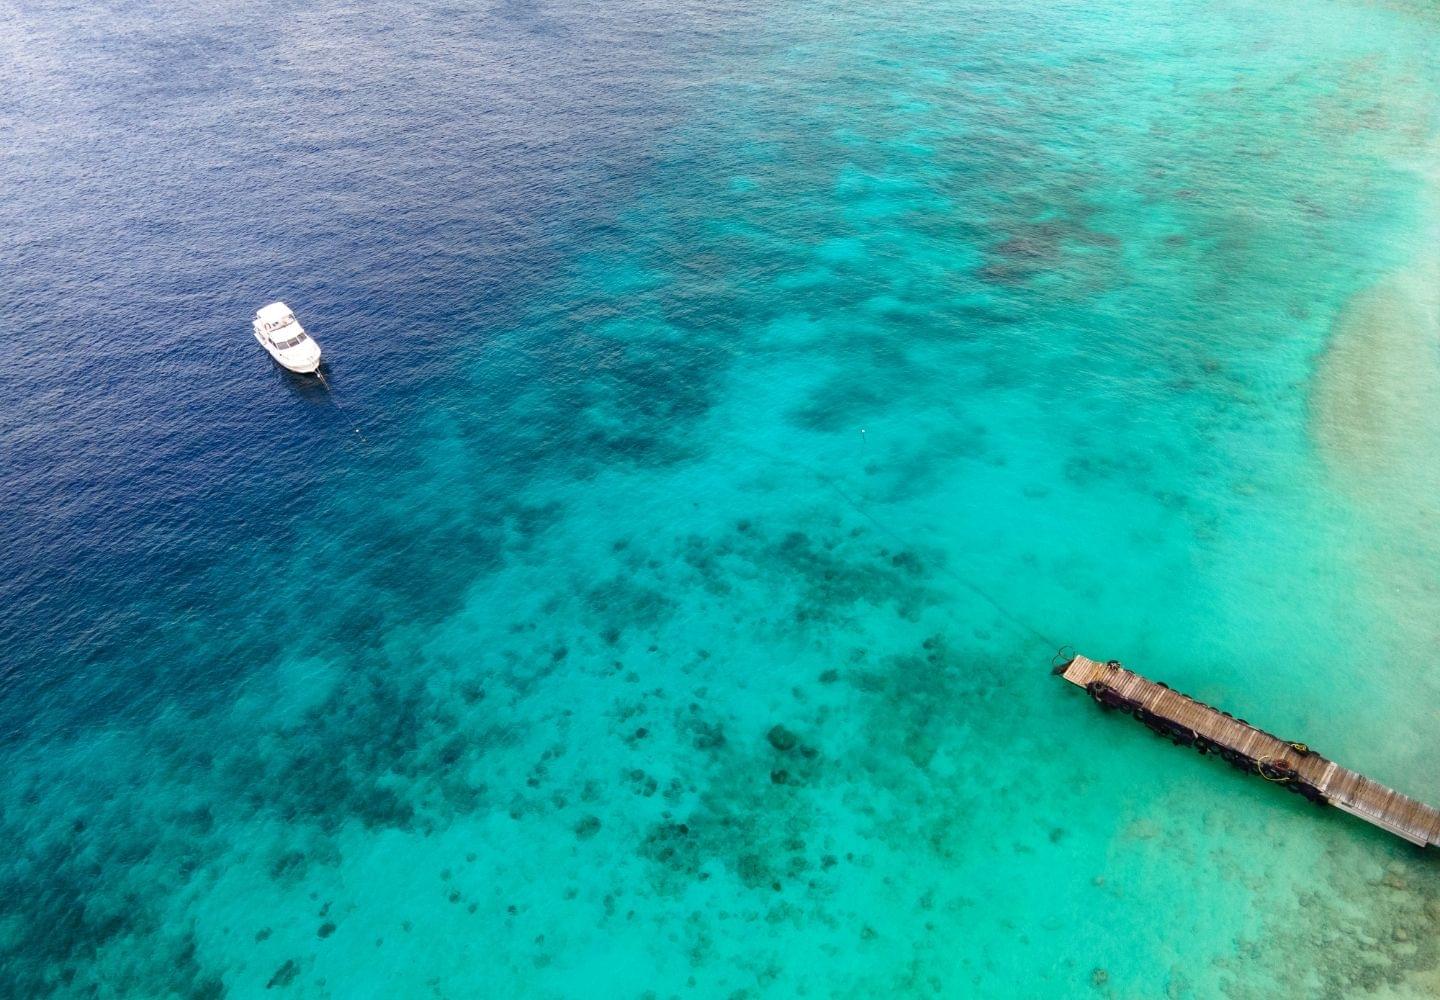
<box><xmin>1255</xmin><ymin>754</ymin><xmax>1293</xmax><ymax>783</ymax></box>
<box><xmin>315</xmin><ymin>370</ymin><xmax>370</xmax><ymax>445</ymax></box>
<box><xmin>730</xmin><ymin>436</ymin><xmax>1062</xmax><ymax>654</ymax></box>
<box><xmin>298</xmin><ymin>390</ymin><xmax>1054</xmax><ymax>653</ymax></box>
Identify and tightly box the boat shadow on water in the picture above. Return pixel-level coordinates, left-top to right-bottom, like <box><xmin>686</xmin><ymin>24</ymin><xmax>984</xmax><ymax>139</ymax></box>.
<box><xmin>270</xmin><ymin>360</ymin><xmax>332</xmax><ymax>404</ymax></box>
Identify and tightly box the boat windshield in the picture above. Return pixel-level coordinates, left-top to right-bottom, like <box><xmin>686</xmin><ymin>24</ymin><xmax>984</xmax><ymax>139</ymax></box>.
<box><xmin>272</xmin><ymin>331</ymin><xmax>308</xmax><ymax>350</ymax></box>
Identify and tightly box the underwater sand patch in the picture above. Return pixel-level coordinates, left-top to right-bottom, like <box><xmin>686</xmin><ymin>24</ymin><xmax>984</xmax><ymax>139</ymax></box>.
<box><xmin>1310</xmin><ymin>267</ymin><xmax>1440</xmax><ymax>501</ymax></box>
<box><xmin>1308</xmin><ymin>260</ymin><xmax>1440</xmax><ymax>657</ymax></box>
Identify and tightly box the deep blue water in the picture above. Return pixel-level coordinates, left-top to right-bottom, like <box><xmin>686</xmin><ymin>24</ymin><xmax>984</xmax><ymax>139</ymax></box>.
<box><xmin>5</xmin><ymin>0</ymin><xmax>1440</xmax><ymax>996</ymax></box>
<box><xmin>0</xmin><ymin>0</ymin><xmax>776</xmax><ymax>737</ymax></box>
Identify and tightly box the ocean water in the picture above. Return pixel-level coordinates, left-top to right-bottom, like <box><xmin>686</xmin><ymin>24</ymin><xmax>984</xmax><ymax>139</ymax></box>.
<box><xmin>4</xmin><ymin>0</ymin><xmax>1440</xmax><ymax>995</ymax></box>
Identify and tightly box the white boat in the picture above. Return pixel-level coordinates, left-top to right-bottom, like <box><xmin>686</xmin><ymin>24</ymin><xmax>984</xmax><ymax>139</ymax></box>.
<box><xmin>252</xmin><ymin>302</ymin><xmax>322</xmax><ymax>374</ymax></box>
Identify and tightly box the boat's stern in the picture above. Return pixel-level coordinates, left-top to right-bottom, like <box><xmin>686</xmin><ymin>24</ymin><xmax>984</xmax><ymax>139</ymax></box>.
<box><xmin>277</xmin><ymin>338</ymin><xmax>322</xmax><ymax>374</ymax></box>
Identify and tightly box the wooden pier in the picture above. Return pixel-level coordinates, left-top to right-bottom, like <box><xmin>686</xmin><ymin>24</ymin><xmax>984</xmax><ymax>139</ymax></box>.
<box><xmin>1056</xmin><ymin>654</ymin><xmax>1440</xmax><ymax>847</ymax></box>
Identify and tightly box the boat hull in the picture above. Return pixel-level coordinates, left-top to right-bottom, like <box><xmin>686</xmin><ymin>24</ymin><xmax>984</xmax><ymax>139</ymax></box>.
<box><xmin>253</xmin><ymin>330</ymin><xmax>322</xmax><ymax>374</ymax></box>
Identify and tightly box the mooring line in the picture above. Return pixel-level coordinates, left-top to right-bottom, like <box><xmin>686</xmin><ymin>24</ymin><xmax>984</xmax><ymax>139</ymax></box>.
<box><xmin>731</xmin><ymin>435</ymin><xmax>1061</xmax><ymax>653</ymax></box>
<box><xmin>315</xmin><ymin>370</ymin><xmax>370</xmax><ymax>445</ymax></box>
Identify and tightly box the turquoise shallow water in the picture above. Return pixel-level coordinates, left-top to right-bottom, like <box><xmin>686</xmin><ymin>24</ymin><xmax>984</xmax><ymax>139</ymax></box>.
<box><xmin>5</xmin><ymin>0</ymin><xmax>1440</xmax><ymax>996</ymax></box>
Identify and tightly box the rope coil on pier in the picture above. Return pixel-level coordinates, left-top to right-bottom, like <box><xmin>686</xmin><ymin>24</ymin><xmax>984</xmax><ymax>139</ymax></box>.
<box><xmin>1050</xmin><ymin>646</ymin><xmax>1076</xmax><ymax>674</ymax></box>
<box><xmin>1255</xmin><ymin>755</ymin><xmax>1294</xmax><ymax>783</ymax></box>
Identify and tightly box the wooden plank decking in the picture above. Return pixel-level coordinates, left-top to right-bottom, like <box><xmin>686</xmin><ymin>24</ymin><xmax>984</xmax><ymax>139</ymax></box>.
<box><xmin>1057</xmin><ymin>654</ymin><xmax>1440</xmax><ymax>847</ymax></box>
